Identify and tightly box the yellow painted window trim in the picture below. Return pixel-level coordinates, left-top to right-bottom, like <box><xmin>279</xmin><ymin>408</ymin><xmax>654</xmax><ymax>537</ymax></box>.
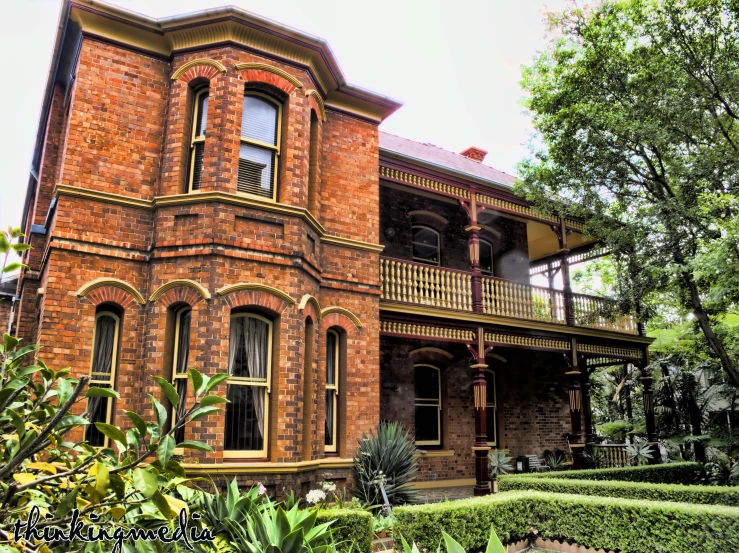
<box><xmin>412</xmin><ymin>225</ymin><xmax>441</xmax><ymax>266</ymax></box>
<box><xmin>414</xmin><ymin>363</ymin><xmax>441</xmax><ymax>446</ymax></box>
<box><xmin>239</xmin><ymin>91</ymin><xmax>282</xmax><ymax>203</ymax></box>
<box><xmin>225</xmin><ymin>312</ymin><xmax>273</xmax><ymax>459</ymax></box>
<box><xmin>171</xmin><ymin>306</ymin><xmax>192</xmax><ymax>441</ymax></box>
<box><xmin>188</xmin><ymin>87</ymin><xmax>209</xmax><ymax>193</ymax></box>
<box><xmin>87</xmin><ymin>311</ymin><xmax>120</xmax><ymax>448</ymax></box>
<box><xmin>325</xmin><ymin>329</ymin><xmax>339</xmax><ymax>453</ymax></box>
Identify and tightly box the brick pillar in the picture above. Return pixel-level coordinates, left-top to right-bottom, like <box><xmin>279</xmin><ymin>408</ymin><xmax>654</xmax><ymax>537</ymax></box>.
<box><xmin>466</xmin><ymin>225</ymin><xmax>483</xmax><ymax>313</ymax></box>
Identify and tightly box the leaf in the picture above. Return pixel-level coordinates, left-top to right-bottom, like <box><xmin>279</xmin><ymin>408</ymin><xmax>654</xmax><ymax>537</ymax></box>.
<box><xmin>152</xmin><ymin>376</ymin><xmax>179</xmax><ymax>409</ymax></box>
<box><xmin>56</xmin><ymin>484</ymin><xmax>81</xmax><ymax>517</ymax></box>
<box><xmin>94</xmin><ymin>423</ymin><xmax>127</xmax><ymax>446</ymax></box>
<box><xmin>177</xmin><ymin>440</ymin><xmax>213</xmax><ymax>452</ymax></box>
<box><xmin>188</xmin><ymin>405</ymin><xmax>222</xmax><ymax>422</ymax></box>
<box><xmin>7</xmin><ymin>409</ymin><xmax>25</xmax><ymax>438</ymax></box>
<box><xmin>132</xmin><ymin>468</ymin><xmax>158</xmax><ymax>499</ymax></box>
<box><xmin>95</xmin><ymin>462</ymin><xmax>110</xmax><ymax>495</ymax></box>
<box><xmin>2</xmin><ymin>261</ymin><xmax>24</xmax><ymax>274</ymax></box>
<box><xmin>126</xmin><ymin>411</ymin><xmax>148</xmax><ymax>437</ymax></box>
<box><xmin>11</xmin><ymin>243</ymin><xmax>32</xmax><ymax>253</ymax></box>
<box><xmin>149</xmin><ymin>395</ymin><xmax>168</xmax><ymax>433</ymax></box>
<box><xmin>109</xmin><ymin>506</ymin><xmax>126</xmax><ymax>520</ymax></box>
<box><xmin>109</xmin><ymin>473</ymin><xmax>126</xmax><ymax>500</ymax></box>
<box><xmin>26</xmin><ymin>462</ymin><xmax>56</xmax><ymax>474</ymax></box>
<box><xmin>86</xmin><ymin>387</ymin><xmax>120</xmax><ymax>398</ymax></box>
<box><xmin>158</xmin><ymin>435</ymin><xmax>175</xmax><ymax>467</ymax></box>
<box><xmin>57</xmin><ymin>378</ymin><xmax>72</xmax><ymax>406</ymax></box>
<box><xmin>151</xmin><ymin>490</ymin><xmax>172</xmax><ymax>519</ymax></box>
<box><xmin>204</xmin><ymin>373</ymin><xmax>230</xmax><ymax>393</ymax></box>
<box><xmin>485</xmin><ymin>527</ymin><xmax>506</xmax><ymax>553</ymax></box>
<box><xmin>13</xmin><ymin>473</ymin><xmax>36</xmax><ymax>485</ymax></box>
<box><xmin>0</xmin><ymin>234</ymin><xmax>9</xmax><ymax>254</ymax></box>
<box><xmin>3</xmin><ymin>333</ymin><xmax>19</xmax><ymax>352</ymax></box>
<box><xmin>164</xmin><ymin>494</ymin><xmax>188</xmax><ymax>517</ymax></box>
<box><xmin>198</xmin><ymin>394</ymin><xmax>228</xmax><ymax>408</ymax></box>
<box><xmin>189</xmin><ymin>368</ymin><xmax>204</xmax><ymax>395</ymax></box>
<box><xmin>442</xmin><ymin>532</ymin><xmax>466</xmax><ymax>553</ymax></box>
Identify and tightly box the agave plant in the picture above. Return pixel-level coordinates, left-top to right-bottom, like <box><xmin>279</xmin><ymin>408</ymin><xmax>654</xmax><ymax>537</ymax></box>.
<box><xmin>351</xmin><ymin>421</ymin><xmax>418</xmax><ymax>506</ymax></box>
<box><xmin>626</xmin><ymin>436</ymin><xmax>654</xmax><ymax>466</ymax></box>
<box><xmin>488</xmin><ymin>449</ymin><xmax>513</xmax><ymax>480</ymax></box>
<box><xmin>544</xmin><ymin>451</ymin><xmax>568</xmax><ymax>471</ymax></box>
<box><xmin>582</xmin><ymin>445</ymin><xmax>604</xmax><ymax>469</ymax></box>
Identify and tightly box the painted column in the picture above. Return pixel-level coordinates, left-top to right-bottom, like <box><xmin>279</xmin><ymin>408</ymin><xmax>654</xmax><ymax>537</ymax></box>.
<box><xmin>580</xmin><ymin>368</ymin><xmax>594</xmax><ymax>443</ymax></box>
<box><xmin>552</xmin><ymin>218</ymin><xmax>575</xmax><ymax>326</ymax></box>
<box><xmin>566</xmin><ymin>340</ymin><xmax>584</xmax><ymax>469</ymax></box>
<box><xmin>467</xmin><ymin>224</ymin><xmax>483</xmax><ymax>313</ymax></box>
<box><xmin>468</xmin><ymin>327</ymin><xmax>490</xmax><ymax>495</ymax></box>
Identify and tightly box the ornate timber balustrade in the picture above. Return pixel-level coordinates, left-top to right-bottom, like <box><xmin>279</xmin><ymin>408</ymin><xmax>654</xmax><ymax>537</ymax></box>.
<box><xmin>380</xmin><ymin>258</ymin><xmax>473</xmax><ymax>311</ymax></box>
<box><xmin>590</xmin><ymin>443</ymin><xmax>630</xmax><ymax>468</ymax></box>
<box><xmin>482</xmin><ymin>276</ymin><xmax>566</xmax><ymax>324</ymax></box>
<box><xmin>572</xmin><ymin>293</ymin><xmax>638</xmax><ymax>335</ymax></box>
<box><xmin>380</xmin><ymin>257</ymin><xmax>640</xmax><ymax>335</ymax></box>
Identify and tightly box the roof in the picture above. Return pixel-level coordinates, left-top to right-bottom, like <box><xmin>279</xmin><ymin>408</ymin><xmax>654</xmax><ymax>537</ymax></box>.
<box><xmin>379</xmin><ymin>132</ymin><xmax>517</xmax><ymax>189</ymax></box>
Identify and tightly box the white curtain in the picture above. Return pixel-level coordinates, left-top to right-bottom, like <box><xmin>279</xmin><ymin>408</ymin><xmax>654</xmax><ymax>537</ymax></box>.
<box><xmin>244</xmin><ymin>317</ymin><xmax>268</xmax><ymax>439</ymax></box>
<box><xmin>228</xmin><ymin>318</ymin><xmax>242</xmax><ymax>376</ymax></box>
<box><xmin>86</xmin><ymin>315</ymin><xmax>116</xmax><ymax>443</ymax></box>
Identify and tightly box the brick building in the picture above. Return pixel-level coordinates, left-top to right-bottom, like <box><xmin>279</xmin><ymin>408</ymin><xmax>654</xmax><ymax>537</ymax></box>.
<box><xmin>10</xmin><ymin>1</ymin><xmax>654</xmax><ymax>497</ymax></box>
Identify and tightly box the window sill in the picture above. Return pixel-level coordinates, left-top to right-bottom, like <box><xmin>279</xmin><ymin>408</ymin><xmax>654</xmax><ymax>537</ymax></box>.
<box><xmin>415</xmin><ymin>450</ymin><xmax>455</xmax><ymax>458</ymax></box>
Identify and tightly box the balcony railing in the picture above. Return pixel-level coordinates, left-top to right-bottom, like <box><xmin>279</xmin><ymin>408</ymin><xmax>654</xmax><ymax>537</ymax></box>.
<box><xmin>380</xmin><ymin>257</ymin><xmax>639</xmax><ymax>335</ymax></box>
<box><xmin>590</xmin><ymin>443</ymin><xmax>630</xmax><ymax>468</ymax></box>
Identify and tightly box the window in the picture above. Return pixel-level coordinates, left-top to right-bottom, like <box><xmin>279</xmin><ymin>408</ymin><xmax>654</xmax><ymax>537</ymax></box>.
<box><xmin>414</xmin><ymin>364</ymin><xmax>441</xmax><ymax>445</ymax></box>
<box><xmin>188</xmin><ymin>88</ymin><xmax>209</xmax><ymax>192</ymax></box>
<box><xmin>307</xmin><ymin>111</ymin><xmax>319</xmax><ymax>213</ymax></box>
<box><xmin>480</xmin><ymin>239</ymin><xmax>494</xmax><ymax>275</ymax></box>
<box><xmin>485</xmin><ymin>370</ymin><xmax>497</xmax><ymax>446</ymax></box>
<box><xmin>238</xmin><ymin>92</ymin><xmax>280</xmax><ymax>200</ymax></box>
<box><xmin>325</xmin><ymin>329</ymin><xmax>339</xmax><ymax>452</ymax></box>
<box><xmin>224</xmin><ymin>313</ymin><xmax>272</xmax><ymax>457</ymax></box>
<box><xmin>86</xmin><ymin>310</ymin><xmax>120</xmax><ymax>447</ymax></box>
<box><xmin>412</xmin><ymin>226</ymin><xmax>440</xmax><ymax>265</ymax></box>
<box><xmin>171</xmin><ymin>307</ymin><xmax>192</xmax><ymax>443</ymax></box>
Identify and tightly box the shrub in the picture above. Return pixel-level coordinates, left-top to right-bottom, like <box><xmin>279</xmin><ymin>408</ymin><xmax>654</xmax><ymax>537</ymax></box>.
<box><xmin>316</xmin><ymin>508</ymin><xmax>374</xmax><ymax>553</ymax></box>
<box><xmin>394</xmin><ymin>491</ymin><xmax>739</xmax><ymax>553</ymax></box>
<box><xmin>499</xmin><ymin>476</ymin><xmax>739</xmax><ymax>506</ymax></box>
<box><xmin>351</xmin><ymin>421</ymin><xmax>418</xmax><ymax>506</ymax></box>
<box><xmin>500</xmin><ymin>461</ymin><xmax>703</xmax><ymax>484</ymax></box>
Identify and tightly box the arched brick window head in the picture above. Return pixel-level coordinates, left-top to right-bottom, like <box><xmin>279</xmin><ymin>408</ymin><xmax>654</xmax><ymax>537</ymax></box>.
<box><xmin>188</xmin><ymin>87</ymin><xmax>209</xmax><ymax>192</ymax></box>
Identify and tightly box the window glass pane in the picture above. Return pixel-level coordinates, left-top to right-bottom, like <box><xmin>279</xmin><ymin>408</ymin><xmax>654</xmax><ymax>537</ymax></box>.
<box><xmin>412</xmin><ymin>227</ymin><xmax>439</xmax><ymax>263</ymax></box>
<box><xmin>191</xmin><ymin>142</ymin><xmax>205</xmax><ymax>191</ymax></box>
<box><xmin>238</xmin><ymin>144</ymin><xmax>275</xmax><ymax>198</ymax></box>
<box><xmin>174</xmin><ymin>378</ymin><xmax>187</xmax><ymax>444</ymax></box>
<box><xmin>175</xmin><ymin>310</ymin><xmax>191</xmax><ymax>375</ymax></box>
<box><xmin>241</xmin><ymin>95</ymin><xmax>278</xmax><ymax>145</ymax></box>
<box><xmin>414</xmin><ymin>406</ymin><xmax>439</xmax><ymax>442</ymax></box>
<box><xmin>414</xmin><ymin>366</ymin><xmax>439</xmax><ymax>400</ymax></box>
<box><xmin>85</xmin><ymin>391</ymin><xmax>110</xmax><ymax>447</ymax></box>
<box><xmin>480</xmin><ymin>240</ymin><xmax>494</xmax><ymax>275</ymax></box>
<box><xmin>326</xmin><ymin>332</ymin><xmax>337</xmax><ymax>385</ymax></box>
<box><xmin>225</xmin><ymin>384</ymin><xmax>265</xmax><ymax>451</ymax></box>
<box><xmin>485</xmin><ymin>372</ymin><xmax>496</xmax><ymax>405</ymax></box>
<box><xmin>228</xmin><ymin>316</ymin><xmax>269</xmax><ymax>380</ymax></box>
<box><xmin>92</xmin><ymin>315</ymin><xmax>116</xmax><ymax>376</ymax></box>
<box><xmin>195</xmin><ymin>94</ymin><xmax>208</xmax><ymax>137</ymax></box>
<box><xmin>325</xmin><ymin>390</ymin><xmax>336</xmax><ymax>445</ymax></box>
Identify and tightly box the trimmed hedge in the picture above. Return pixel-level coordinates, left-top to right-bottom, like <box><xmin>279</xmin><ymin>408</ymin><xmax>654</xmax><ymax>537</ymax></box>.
<box><xmin>499</xmin><ymin>475</ymin><xmax>739</xmax><ymax>506</ymax></box>
<box><xmin>316</xmin><ymin>508</ymin><xmax>374</xmax><ymax>553</ymax></box>
<box><xmin>393</xmin><ymin>491</ymin><xmax>739</xmax><ymax>553</ymax></box>
<box><xmin>500</xmin><ymin>462</ymin><xmax>703</xmax><ymax>484</ymax></box>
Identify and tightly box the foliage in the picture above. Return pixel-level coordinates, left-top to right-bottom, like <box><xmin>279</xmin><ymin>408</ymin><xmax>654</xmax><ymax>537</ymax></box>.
<box><xmin>498</xmin><ymin>461</ymin><xmax>704</xmax><ymax>484</ymax></box>
<box><xmin>0</xmin><ymin>333</ymin><xmax>227</xmax><ymax>552</ymax></box>
<box><xmin>581</xmin><ymin>445</ymin><xmax>604</xmax><ymax>469</ymax></box>
<box><xmin>595</xmin><ymin>420</ymin><xmax>633</xmax><ymax>442</ymax></box>
<box><xmin>350</xmin><ymin>421</ymin><xmax>418</xmax><ymax>507</ymax></box>
<box><xmin>517</xmin><ymin>0</ymin><xmax>739</xmax><ymax>385</ymax></box>
<box><xmin>702</xmin><ymin>452</ymin><xmax>739</xmax><ymax>486</ymax></box>
<box><xmin>394</xmin><ymin>490</ymin><xmax>739</xmax><ymax>553</ymax></box>
<box><xmin>487</xmin><ymin>449</ymin><xmax>513</xmax><ymax>479</ymax></box>
<box><xmin>398</xmin><ymin>526</ymin><xmax>505</xmax><ymax>553</ymax></box>
<box><xmin>0</xmin><ymin>226</ymin><xmax>29</xmax><ymax>277</ymax></box>
<box><xmin>625</xmin><ymin>436</ymin><xmax>654</xmax><ymax>466</ymax></box>
<box><xmin>542</xmin><ymin>451</ymin><xmax>568</xmax><ymax>471</ymax></box>
<box><xmin>372</xmin><ymin>512</ymin><xmax>394</xmax><ymax>535</ymax></box>
<box><xmin>499</xmin><ymin>475</ymin><xmax>739</xmax><ymax>506</ymax></box>
<box><xmin>315</xmin><ymin>509</ymin><xmax>374</xmax><ymax>553</ymax></box>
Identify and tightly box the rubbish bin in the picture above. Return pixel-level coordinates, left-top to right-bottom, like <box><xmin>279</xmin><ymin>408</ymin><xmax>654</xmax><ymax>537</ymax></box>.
<box><xmin>516</xmin><ymin>455</ymin><xmax>530</xmax><ymax>473</ymax></box>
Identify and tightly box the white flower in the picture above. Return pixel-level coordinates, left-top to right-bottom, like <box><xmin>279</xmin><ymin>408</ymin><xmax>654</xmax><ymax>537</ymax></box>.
<box><xmin>257</xmin><ymin>483</ymin><xmax>267</xmax><ymax>496</ymax></box>
<box><xmin>321</xmin><ymin>482</ymin><xmax>337</xmax><ymax>492</ymax></box>
<box><xmin>305</xmin><ymin>489</ymin><xmax>327</xmax><ymax>505</ymax></box>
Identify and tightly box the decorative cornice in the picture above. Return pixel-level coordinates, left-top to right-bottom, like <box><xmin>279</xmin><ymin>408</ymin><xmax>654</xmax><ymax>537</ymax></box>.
<box><xmin>298</xmin><ymin>294</ymin><xmax>321</xmax><ymax>319</ymax></box>
<box><xmin>380</xmin><ymin>166</ymin><xmax>470</xmax><ymax>199</ymax></box>
<box><xmin>181</xmin><ymin>457</ymin><xmax>353</xmax><ymax>475</ymax></box>
<box><xmin>235</xmin><ymin>62</ymin><xmax>303</xmax><ymax>88</ymax></box>
<box><xmin>578</xmin><ymin>343</ymin><xmax>643</xmax><ymax>359</ymax></box>
<box><xmin>216</xmin><ymin>283</ymin><xmax>296</xmax><ymax>305</ymax></box>
<box><xmin>485</xmin><ymin>332</ymin><xmax>571</xmax><ymax>351</ymax></box>
<box><xmin>149</xmin><ymin>279</ymin><xmax>211</xmax><ymax>302</ymax></box>
<box><xmin>476</xmin><ymin>192</ymin><xmax>558</xmax><ymax>224</ymax></box>
<box><xmin>380</xmin><ymin>321</ymin><xmax>475</xmax><ymax>341</ymax></box>
<box><xmin>171</xmin><ymin>58</ymin><xmax>227</xmax><ymax>80</ymax></box>
<box><xmin>75</xmin><ymin>277</ymin><xmax>146</xmax><ymax>305</ymax></box>
<box><xmin>305</xmin><ymin>89</ymin><xmax>327</xmax><ymax>121</ymax></box>
<box><xmin>321</xmin><ymin>306</ymin><xmax>362</xmax><ymax>329</ymax></box>
<box><xmin>380</xmin><ymin>302</ymin><xmax>654</xmax><ymax>344</ymax></box>
<box><xmin>319</xmin><ymin>234</ymin><xmax>384</xmax><ymax>253</ymax></box>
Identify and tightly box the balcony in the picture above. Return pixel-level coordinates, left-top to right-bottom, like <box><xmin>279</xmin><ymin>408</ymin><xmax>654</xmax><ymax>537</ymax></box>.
<box><xmin>380</xmin><ymin>257</ymin><xmax>639</xmax><ymax>335</ymax></box>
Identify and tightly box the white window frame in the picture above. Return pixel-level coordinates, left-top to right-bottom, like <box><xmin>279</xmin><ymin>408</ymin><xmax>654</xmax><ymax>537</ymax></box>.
<box><xmin>414</xmin><ymin>363</ymin><xmax>442</xmax><ymax>446</ymax></box>
<box><xmin>86</xmin><ymin>311</ymin><xmax>120</xmax><ymax>448</ymax></box>
<box><xmin>223</xmin><ymin>312</ymin><xmax>272</xmax><ymax>459</ymax></box>
<box><xmin>238</xmin><ymin>91</ymin><xmax>282</xmax><ymax>202</ymax></box>
<box><xmin>412</xmin><ymin>225</ymin><xmax>441</xmax><ymax>266</ymax></box>
<box><xmin>325</xmin><ymin>329</ymin><xmax>340</xmax><ymax>453</ymax></box>
<box><xmin>188</xmin><ymin>87</ymin><xmax>209</xmax><ymax>192</ymax></box>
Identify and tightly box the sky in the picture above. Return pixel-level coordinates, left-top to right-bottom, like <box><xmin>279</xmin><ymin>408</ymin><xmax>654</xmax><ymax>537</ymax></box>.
<box><xmin>0</xmin><ymin>0</ymin><xmax>569</xmax><ymax>231</ymax></box>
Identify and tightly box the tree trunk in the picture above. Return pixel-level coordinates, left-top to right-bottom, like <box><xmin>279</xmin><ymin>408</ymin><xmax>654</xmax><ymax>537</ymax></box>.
<box><xmin>681</xmin><ymin>270</ymin><xmax>739</xmax><ymax>387</ymax></box>
<box><xmin>687</xmin><ymin>389</ymin><xmax>706</xmax><ymax>463</ymax></box>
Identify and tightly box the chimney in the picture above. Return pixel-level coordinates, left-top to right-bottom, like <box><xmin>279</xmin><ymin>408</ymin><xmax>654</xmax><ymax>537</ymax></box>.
<box><xmin>459</xmin><ymin>146</ymin><xmax>487</xmax><ymax>163</ymax></box>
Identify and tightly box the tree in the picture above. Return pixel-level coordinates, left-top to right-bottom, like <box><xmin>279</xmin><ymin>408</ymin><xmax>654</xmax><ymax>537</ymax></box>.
<box><xmin>517</xmin><ymin>0</ymin><xmax>739</xmax><ymax>385</ymax></box>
